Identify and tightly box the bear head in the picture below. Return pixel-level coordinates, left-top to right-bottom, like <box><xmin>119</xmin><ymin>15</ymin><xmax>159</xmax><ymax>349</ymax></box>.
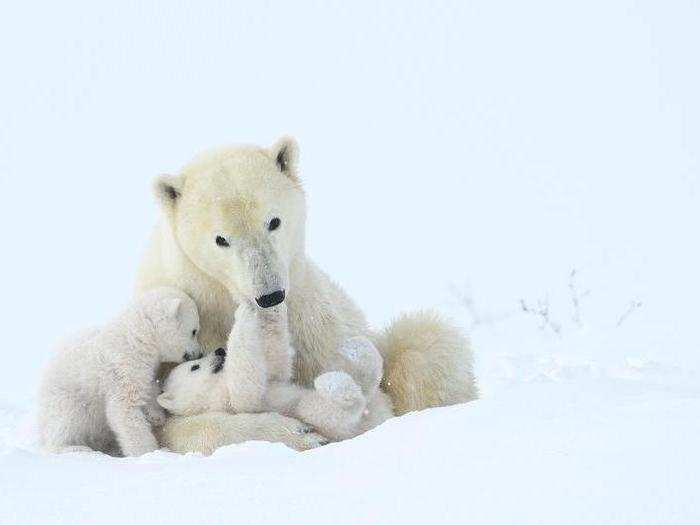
<box><xmin>157</xmin><ymin>348</ymin><xmax>229</xmax><ymax>416</ymax></box>
<box><xmin>139</xmin><ymin>287</ymin><xmax>203</xmax><ymax>363</ymax></box>
<box><xmin>153</xmin><ymin>137</ymin><xmax>306</xmax><ymax>308</ymax></box>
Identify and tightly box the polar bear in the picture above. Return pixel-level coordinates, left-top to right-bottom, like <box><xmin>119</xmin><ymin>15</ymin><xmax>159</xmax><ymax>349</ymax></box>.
<box><xmin>157</xmin><ymin>301</ymin><xmax>392</xmax><ymax>442</ymax></box>
<box><xmin>136</xmin><ymin>137</ymin><xmax>478</xmax><ymax>453</ymax></box>
<box><xmin>37</xmin><ymin>287</ymin><xmax>202</xmax><ymax>456</ymax></box>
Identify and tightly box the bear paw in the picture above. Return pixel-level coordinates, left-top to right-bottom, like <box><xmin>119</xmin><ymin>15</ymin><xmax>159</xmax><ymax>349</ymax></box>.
<box><xmin>143</xmin><ymin>402</ymin><xmax>167</xmax><ymax>427</ymax></box>
<box><xmin>281</xmin><ymin>418</ymin><xmax>330</xmax><ymax>450</ymax></box>
<box><xmin>59</xmin><ymin>445</ymin><xmax>98</xmax><ymax>455</ymax></box>
<box><xmin>337</xmin><ymin>337</ymin><xmax>383</xmax><ymax>395</ymax></box>
<box><xmin>314</xmin><ymin>371</ymin><xmax>365</xmax><ymax>409</ymax></box>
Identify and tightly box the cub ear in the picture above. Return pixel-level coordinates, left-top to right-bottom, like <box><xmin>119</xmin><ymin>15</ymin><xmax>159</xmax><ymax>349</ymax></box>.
<box><xmin>153</xmin><ymin>174</ymin><xmax>184</xmax><ymax>212</ymax></box>
<box><xmin>270</xmin><ymin>136</ymin><xmax>299</xmax><ymax>180</ymax></box>
<box><xmin>157</xmin><ymin>393</ymin><xmax>176</xmax><ymax>411</ymax></box>
<box><xmin>164</xmin><ymin>298</ymin><xmax>183</xmax><ymax>320</ymax></box>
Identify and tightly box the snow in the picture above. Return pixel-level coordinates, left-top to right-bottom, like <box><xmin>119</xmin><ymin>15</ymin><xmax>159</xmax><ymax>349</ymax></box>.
<box><xmin>3</xmin><ymin>361</ymin><xmax>699</xmax><ymax>524</ymax></box>
<box><xmin>1</xmin><ymin>0</ymin><xmax>699</xmax><ymax>523</ymax></box>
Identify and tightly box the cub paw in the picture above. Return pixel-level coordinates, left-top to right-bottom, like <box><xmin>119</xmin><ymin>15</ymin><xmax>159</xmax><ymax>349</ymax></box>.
<box><xmin>233</xmin><ymin>301</ymin><xmax>258</xmax><ymax>324</ymax></box>
<box><xmin>314</xmin><ymin>371</ymin><xmax>365</xmax><ymax>409</ymax></box>
<box><xmin>337</xmin><ymin>337</ymin><xmax>383</xmax><ymax>395</ymax></box>
<box><xmin>59</xmin><ymin>445</ymin><xmax>97</xmax><ymax>454</ymax></box>
<box><xmin>144</xmin><ymin>402</ymin><xmax>167</xmax><ymax>427</ymax></box>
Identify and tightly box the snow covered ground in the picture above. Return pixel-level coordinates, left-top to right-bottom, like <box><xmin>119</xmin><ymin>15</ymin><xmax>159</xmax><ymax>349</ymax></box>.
<box><xmin>2</xmin><ymin>352</ymin><xmax>699</xmax><ymax>524</ymax></box>
<box><xmin>1</xmin><ymin>1</ymin><xmax>699</xmax><ymax>523</ymax></box>
<box><xmin>3</xmin><ymin>288</ymin><xmax>700</xmax><ymax>523</ymax></box>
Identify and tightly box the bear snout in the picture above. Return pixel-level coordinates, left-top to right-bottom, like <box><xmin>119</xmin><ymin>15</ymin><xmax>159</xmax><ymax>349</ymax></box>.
<box><xmin>255</xmin><ymin>289</ymin><xmax>286</xmax><ymax>308</ymax></box>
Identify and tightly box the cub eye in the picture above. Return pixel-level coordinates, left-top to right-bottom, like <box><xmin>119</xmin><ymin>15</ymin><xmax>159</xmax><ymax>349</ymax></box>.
<box><xmin>215</xmin><ymin>236</ymin><xmax>230</xmax><ymax>247</ymax></box>
<box><xmin>192</xmin><ymin>329</ymin><xmax>197</xmax><ymax>337</ymax></box>
<box><xmin>190</xmin><ymin>364</ymin><xmax>200</xmax><ymax>372</ymax></box>
<box><xmin>268</xmin><ymin>217</ymin><xmax>281</xmax><ymax>231</ymax></box>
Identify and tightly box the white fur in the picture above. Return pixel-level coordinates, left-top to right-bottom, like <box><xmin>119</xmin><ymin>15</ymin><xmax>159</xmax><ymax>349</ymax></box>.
<box><xmin>37</xmin><ymin>287</ymin><xmax>202</xmax><ymax>456</ymax></box>
<box><xmin>136</xmin><ymin>137</ymin><xmax>478</xmax><ymax>452</ymax></box>
<box><xmin>156</xmin><ymin>412</ymin><xmax>327</xmax><ymax>455</ymax></box>
<box><xmin>158</xmin><ymin>303</ymin><xmax>392</xmax><ymax>443</ymax></box>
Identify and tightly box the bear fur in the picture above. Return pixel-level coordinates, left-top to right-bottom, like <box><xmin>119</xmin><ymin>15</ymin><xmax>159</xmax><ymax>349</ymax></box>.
<box><xmin>157</xmin><ymin>412</ymin><xmax>327</xmax><ymax>454</ymax></box>
<box><xmin>136</xmin><ymin>137</ymin><xmax>478</xmax><ymax>453</ymax></box>
<box><xmin>37</xmin><ymin>287</ymin><xmax>202</xmax><ymax>456</ymax></box>
<box><xmin>158</xmin><ymin>301</ymin><xmax>393</xmax><ymax>442</ymax></box>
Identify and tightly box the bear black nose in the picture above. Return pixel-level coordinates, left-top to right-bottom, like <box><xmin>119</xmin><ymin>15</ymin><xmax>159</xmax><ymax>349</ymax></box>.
<box><xmin>255</xmin><ymin>289</ymin><xmax>285</xmax><ymax>308</ymax></box>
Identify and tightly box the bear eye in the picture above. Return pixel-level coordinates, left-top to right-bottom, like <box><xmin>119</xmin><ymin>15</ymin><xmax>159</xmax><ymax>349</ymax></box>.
<box><xmin>268</xmin><ymin>217</ymin><xmax>281</xmax><ymax>231</ymax></box>
<box><xmin>192</xmin><ymin>329</ymin><xmax>197</xmax><ymax>337</ymax></box>
<box><xmin>190</xmin><ymin>364</ymin><xmax>200</xmax><ymax>372</ymax></box>
<box><xmin>215</xmin><ymin>236</ymin><xmax>230</xmax><ymax>248</ymax></box>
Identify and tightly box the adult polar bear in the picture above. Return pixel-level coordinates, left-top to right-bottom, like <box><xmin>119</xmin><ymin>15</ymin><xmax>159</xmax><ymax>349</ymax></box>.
<box><xmin>136</xmin><ymin>137</ymin><xmax>477</xmax><ymax>453</ymax></box>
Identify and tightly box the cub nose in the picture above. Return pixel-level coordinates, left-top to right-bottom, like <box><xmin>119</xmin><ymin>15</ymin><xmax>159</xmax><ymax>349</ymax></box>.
<box><xmin>255</xmin><ymin>289</ymin><xmax>286</xmax><ymax>308</ymax></box>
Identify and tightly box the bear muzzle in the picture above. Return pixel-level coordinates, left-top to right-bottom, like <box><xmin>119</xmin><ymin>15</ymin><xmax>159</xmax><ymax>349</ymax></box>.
<box><xmin>183</xmin><ymin>351</ymin><xmax>204</xmax><ymax>362</ymax></box>
<box><xmin>255</xmin><ymin>289</ymin><xmax>286</xmax><ymax>308</ymax></box>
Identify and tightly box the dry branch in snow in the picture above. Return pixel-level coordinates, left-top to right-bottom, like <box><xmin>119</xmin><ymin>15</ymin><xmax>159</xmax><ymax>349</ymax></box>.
<box><xmin>520</xmin><ymin>297</ymin><xmax>561</xmax><ymax>335</ymax></box>
<box><xmin>616</xmin><ymin>300</ymin><xmax>643</xmax><ymax>327</ymax></box>
<box><xmin>568</xmin><ymin>269</ymin><xmax>590</xmax><ymax>328</ymax></box>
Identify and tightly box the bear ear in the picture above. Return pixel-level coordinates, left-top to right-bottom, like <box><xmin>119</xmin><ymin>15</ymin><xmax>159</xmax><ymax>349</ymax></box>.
<box><xmin>164</xmin><ymin>297</ymin><xmax>183</xmax><ymax>320</ymax></box>
<box><xmin>270</xmin><ymin>136</ymin><xmax>299</xmax><ymax>180</ymax></box>
<box><xmin>157</xmin><ymin>393</ymin><xmax>176</xmax><ymax>412</ymax></box>
<box><xmin>153</xmin><ymin>174</ymin><xmax>184</xmax><ymax>212</ymax></box>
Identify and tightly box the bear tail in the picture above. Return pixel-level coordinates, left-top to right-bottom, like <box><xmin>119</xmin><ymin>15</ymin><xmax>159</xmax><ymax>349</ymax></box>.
<box><xmin>373</xmin><ymin>310</ymin><xmax>478</xmax><ymax>416</ymax></box>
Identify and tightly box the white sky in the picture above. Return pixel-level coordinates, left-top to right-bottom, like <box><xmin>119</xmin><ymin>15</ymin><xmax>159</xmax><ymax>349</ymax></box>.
<box><xmin>1</xmin><ymin>1</ymin><xmax>698</xmax><ymax>399</ymax></box>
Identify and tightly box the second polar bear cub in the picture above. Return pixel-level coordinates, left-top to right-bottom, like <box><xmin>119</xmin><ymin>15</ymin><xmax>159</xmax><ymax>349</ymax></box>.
<box><xmin>37</xmin><ymin>287</ymin><xmax>202</xmax><ymax>456</ymax></box>
<box><xmin>158</xmin><ymin>302</ymin><xmax>393</xmax><ymax>442</ymax></box>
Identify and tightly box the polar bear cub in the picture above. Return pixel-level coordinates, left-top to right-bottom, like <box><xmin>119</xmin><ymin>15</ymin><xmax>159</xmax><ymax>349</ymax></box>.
<box><xmin>158</xmin><ymin>302</ymin><xmax>392</xmax><ymax>442</ymax></box>
<box><xmin>38</xmin><ymin>287</ymin><xmax>203</xmax><ymax>456</ymax></box>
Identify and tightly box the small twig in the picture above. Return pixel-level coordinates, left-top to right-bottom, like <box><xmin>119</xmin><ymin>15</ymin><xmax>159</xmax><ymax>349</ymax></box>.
<box><xmin>616</xmin><ymin>300</ymin><xmax>643</xmax><ymax>327</ymax></box>
<box><xmin>450</xmin><ymin>285</ymin><xmax>483</xmax><ymax>329</ymax></box>
<box><xmin>520</xmin><ymin>297</ymin><xmax>561</xmax><ymax>335</ymax></box>
<box><xmin>449</xmin><ymin>284</ymin><xmax>516</xmax><ymax>331</ymax></box>
<box><xmin>568</xmin><ymin>269</ymin><xmax>590</xmax><ymax>328</ymax></box>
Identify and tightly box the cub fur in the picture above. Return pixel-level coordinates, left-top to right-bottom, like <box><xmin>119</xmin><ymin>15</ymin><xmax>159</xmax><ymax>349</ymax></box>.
<box><xmin>158</xmin><ymin>302</ymin><xmax>393</xmax><ymax>442</ymax></box>
<box><xmin>37</xmin><ymin>287</ymin><xmax>202</xmax><ymax>456</ymax></box>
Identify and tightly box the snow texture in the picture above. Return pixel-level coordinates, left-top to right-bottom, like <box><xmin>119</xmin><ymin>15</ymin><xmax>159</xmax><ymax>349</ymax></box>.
<box><xmin>1</xmin><ymin>1</ymin><xmax>699</xmax><ymax>523</ymax></box>
<box><xmin>2</xmin><ymin>361</ymin><xmax>699</xmax><ymax>524</ymax></box>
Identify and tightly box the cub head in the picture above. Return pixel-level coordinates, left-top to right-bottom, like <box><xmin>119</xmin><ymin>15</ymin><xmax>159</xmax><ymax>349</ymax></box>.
<box><xmin>153</xmin><ymin>137</ymin><xmax>306</xmax><ymax>308</ymax></box>
<box><xmin>140</xmin><ymin>287</ymin><xmax>203</xmax><ymax>363</ymax></box>
<box><xmin>157</xmin><ymin>348</ymin><xmax>228</xmax><ymax>415</ymax></box>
